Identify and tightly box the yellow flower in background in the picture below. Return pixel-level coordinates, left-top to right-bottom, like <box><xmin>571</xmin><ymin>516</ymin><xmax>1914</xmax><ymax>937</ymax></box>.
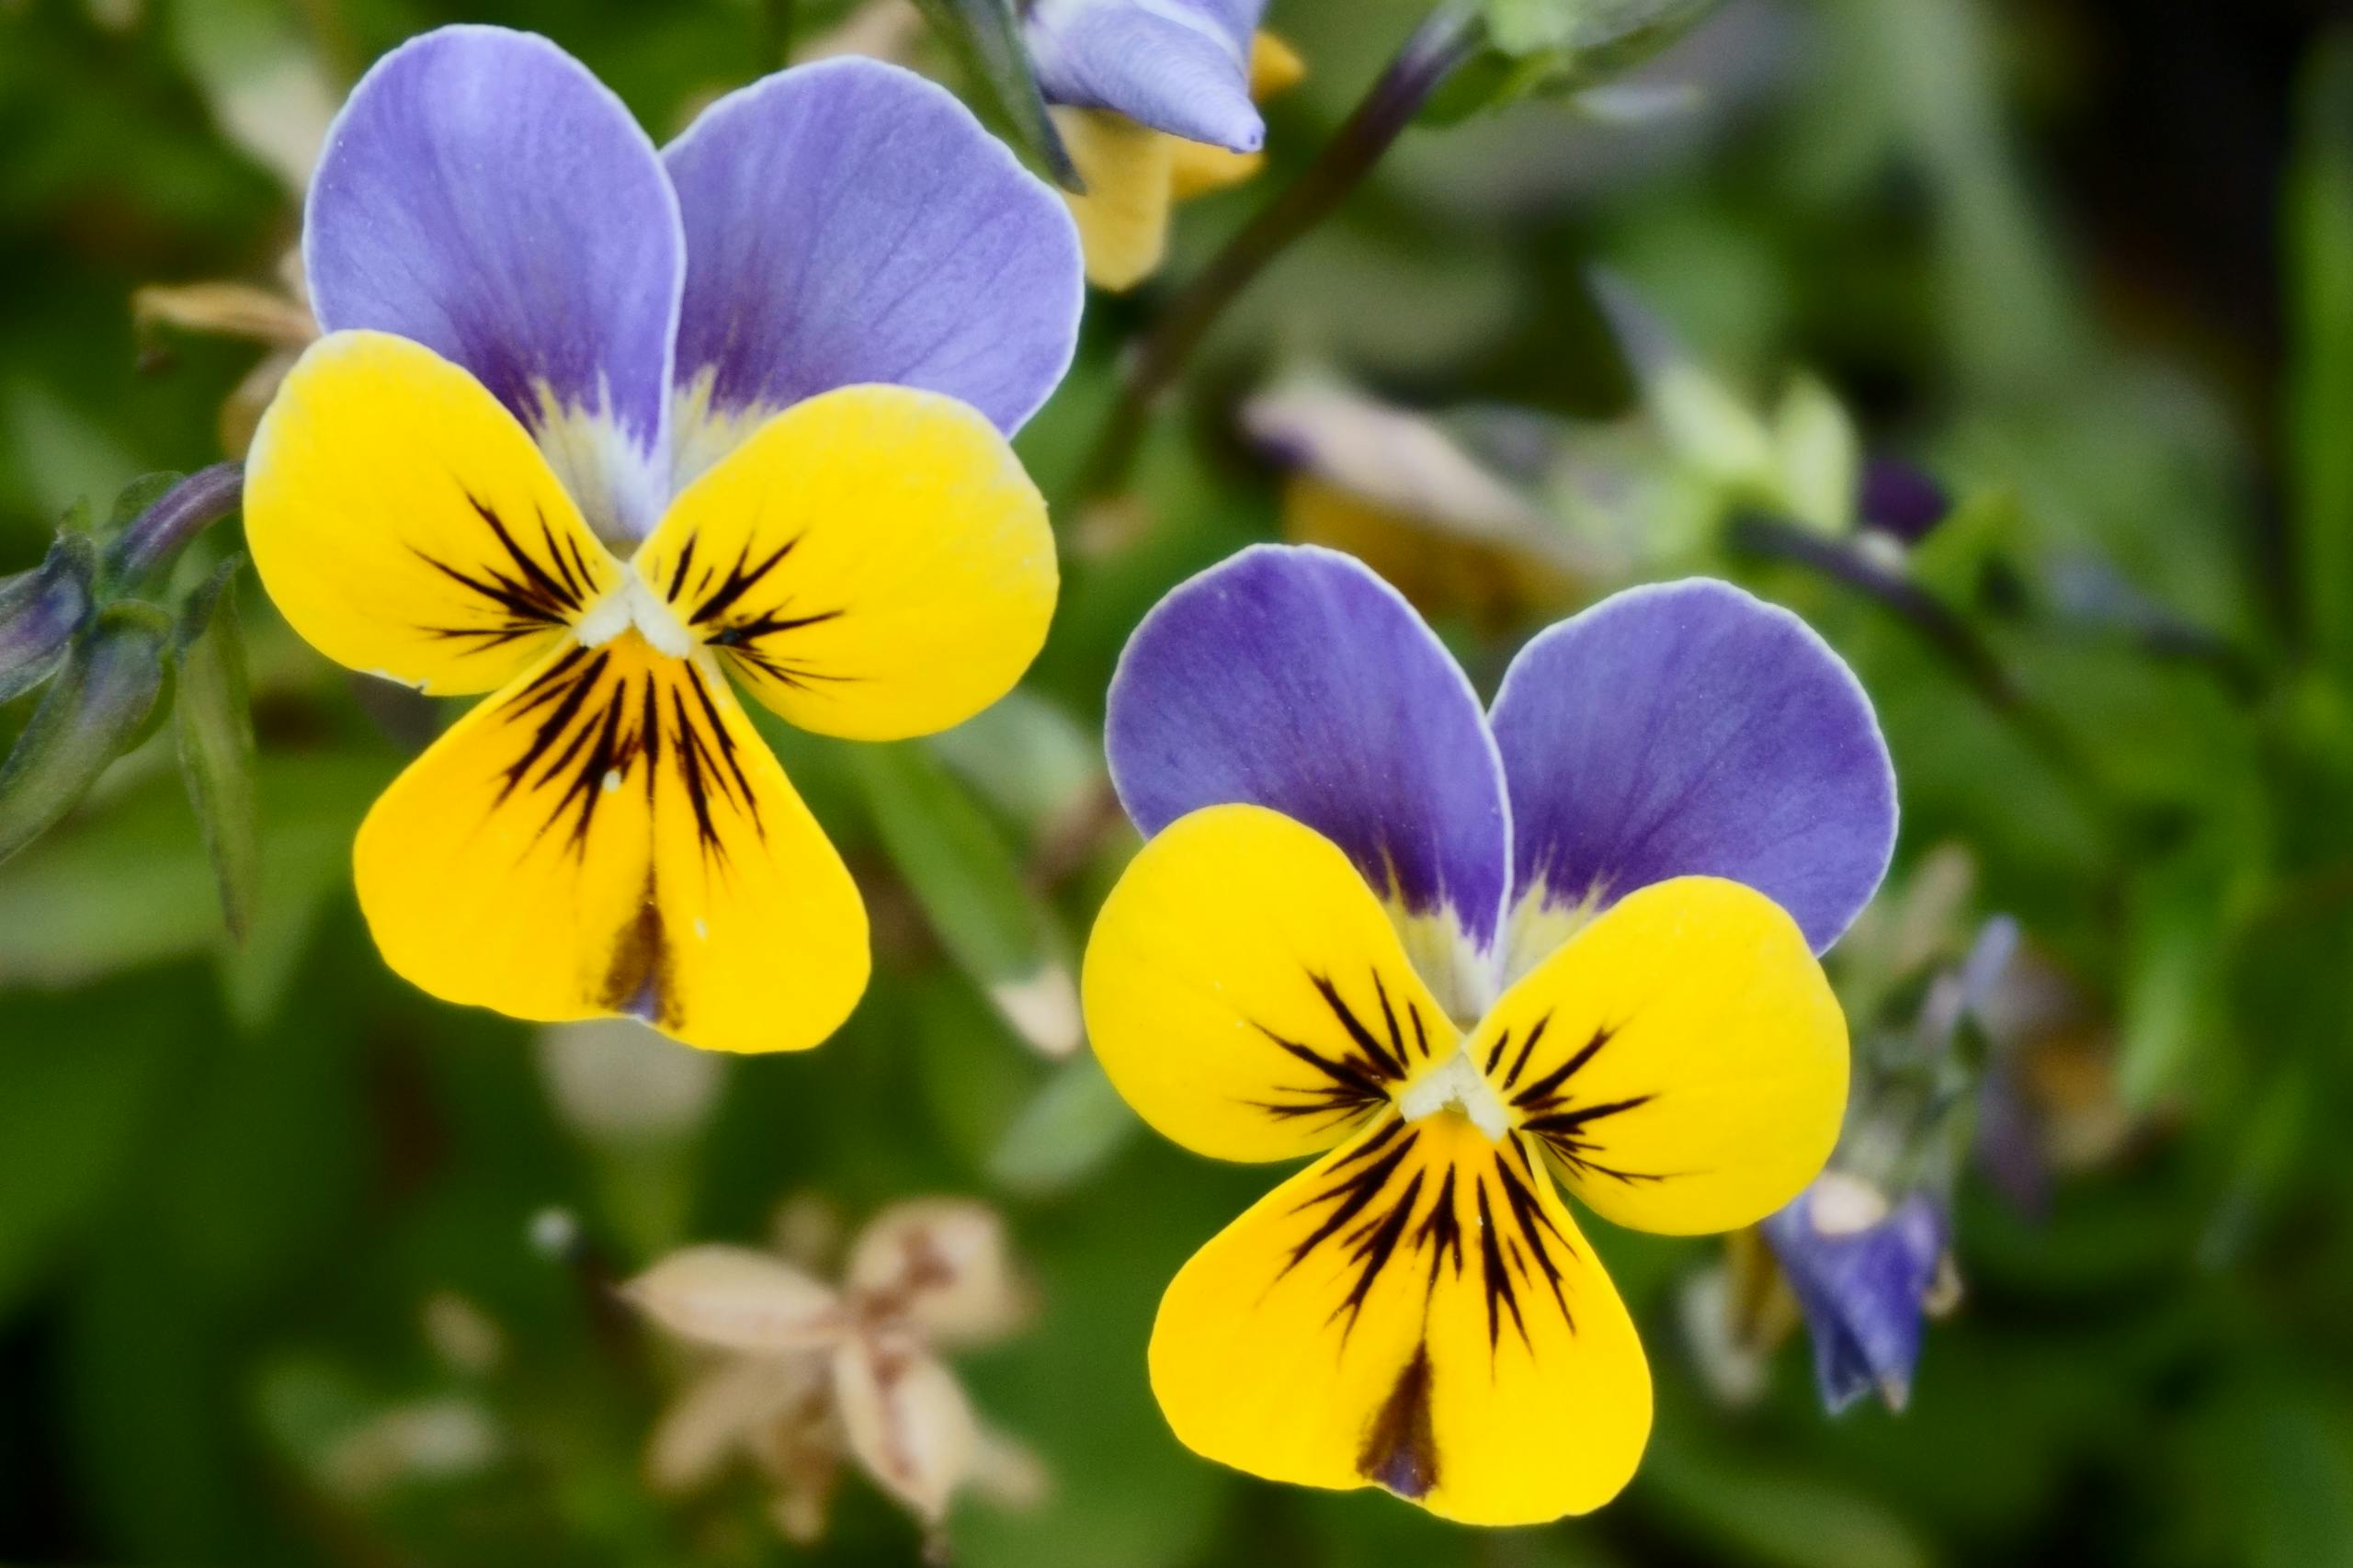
<box><xmin>1026</xmin><ymin>0</ymin><xmax>1305</xmax><ymax>290</ymax></box>
<box><xmin>246</xmin><ymin>28</ymin><xmax>1083</xmax><ymax>1052</ymax></box>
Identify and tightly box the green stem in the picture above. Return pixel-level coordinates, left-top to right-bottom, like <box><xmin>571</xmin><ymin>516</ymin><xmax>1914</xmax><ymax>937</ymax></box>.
<box><xmin>1072</xmin><ymin>1</ymin><xmax>1485</xmax><ymax>502</ymax></box>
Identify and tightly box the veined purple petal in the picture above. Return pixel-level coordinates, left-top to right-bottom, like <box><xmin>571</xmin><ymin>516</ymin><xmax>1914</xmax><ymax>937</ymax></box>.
<box><xmin>305</xmin><ymin>26</ymin><xmax>682</xmax><ymax>541</ymax></box>
<box><xmin>663</xmin><ymin>58</ymin><xmax>1082</xmax><ymax>483</ymax></box>
<box><xmin>1490</xmin><ymin>579</ymin><xmax>1895</xmax><ymax>960</ymax></box>
<box><xmin>1762</xmin><ymin>1186</ymin><xmax>1945</xmax><ymax>1414</ymax></box>
<box><xmin>1027</xmin><ymin>0</ymin><xmax>1267</xmax><ymax>151</ymax></box>
<box><xmin>1107</xmin><ymin>546</ymin><xmax>1509</xmax><ymax>1008</ymax></box>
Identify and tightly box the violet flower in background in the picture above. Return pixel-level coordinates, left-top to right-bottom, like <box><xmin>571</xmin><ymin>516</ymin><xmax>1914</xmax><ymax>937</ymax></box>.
<box><xmin>1025</xmin><ymin>0</ymin><xmax>1267</xmax><ymax>152</ymax></box>
<box><xmin>1763</xmin><ymin>1175</ymin><xmax>1949</xmax><ymax>1414</ymax></box>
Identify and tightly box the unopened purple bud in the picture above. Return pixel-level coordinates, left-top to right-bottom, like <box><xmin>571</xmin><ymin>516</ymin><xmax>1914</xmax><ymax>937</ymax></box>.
<box><xmin>1859</xmin><ymin>457</ymin><xmax>1951</xmax><ymax>544</ymax></box>
<box><xmin>0</xmin><ymin>533</ymin><xmax>96</xmax><ymax>704</ymax></box>
<box><xmin>103</xmin><ymin>462</ymin><xmax>244</xmax><ymax>589</ymax></box>
<box><xmin>1762</xmin><ymin>1176</ymin><xmax>1947</xmax><ymax>1415</ymax></box>
<box><xmin>0</xmin><ymin>601</ymin><xmax>170</xmax><ymax>864</ymax></box>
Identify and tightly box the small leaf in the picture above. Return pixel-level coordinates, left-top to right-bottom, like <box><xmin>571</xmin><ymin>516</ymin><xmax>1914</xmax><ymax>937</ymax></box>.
<box><xmin>909</xmin><ymin>0</ymin><xmax>1080</xmax><ymax>189</ymax></box>
<box><xmin>984</xmin><ymin>1053</ymin><xmax>1140</xmax><ymax>1197</ymax></box>
<box><xmin>622</xmin><ymin>1244</ymin><xmax>845</xmax><ymax>1352</ymax></box>
<box><xmin>1435</xmin><ymin>0</ymin><xmax>1722</xmax><ymax>121</ymax></box>
<box><xmin>171</xmin><ymin>558</ymin><xmax>260</xmax><ymax>941</ymax></box>
<box><xmin>0</xmin><ymin>602</ymin><xmax>170</xmax><ymax>865</ymax></box>
<box><xmin>0</xmin><ymin>530</ymin><xmax>96</xmax><ymax>704</ymax></box>
<box><xmin>853</xmin><ymin>741</ymin><xmax>1083</xmax><ymax>1057</ymax></box>
<box><xmin>107</xmin><ymin>471</ymin><xmax>187</xmax><ymax>535</ymax></box>
<box><xmin>1773</xmin><ymin>373</ymin><xmax>1861</xmax><ymax>534</ymax></box>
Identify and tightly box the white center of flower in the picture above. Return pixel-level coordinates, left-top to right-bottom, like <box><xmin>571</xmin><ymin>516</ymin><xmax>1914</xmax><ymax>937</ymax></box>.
<box><xmin>1396</xmin><ymin>1048</ymin><xmax>1510</xmax><ymax>1142</ymax></box>
<box><xmin>574</xmin><ymin>570</ymin><xmax>693</xmax><ymax>658</ymax></box>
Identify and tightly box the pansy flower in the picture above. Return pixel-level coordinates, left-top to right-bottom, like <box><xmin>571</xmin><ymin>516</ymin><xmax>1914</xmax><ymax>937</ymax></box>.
<box><xmin>1025</xmin><ymin>0</ymin><xmax>1303</xmax><ymax>289</ymax></box>
<box><xmin>1081</xmin><ymin>546</ymin><xmax>1896</xmax><ymax>1522</ymax></box>
<box><xmin>244</xmin><ymin>27</ymin><xmax>1082</xmax><ymax>1053</ymax></box>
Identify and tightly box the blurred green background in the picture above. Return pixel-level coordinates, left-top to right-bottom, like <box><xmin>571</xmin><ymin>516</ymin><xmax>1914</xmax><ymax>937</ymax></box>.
<box><xmin>6</xmin><ymin>0</ymin><xmax>2353</xmax><ymax>1563</ymax></box>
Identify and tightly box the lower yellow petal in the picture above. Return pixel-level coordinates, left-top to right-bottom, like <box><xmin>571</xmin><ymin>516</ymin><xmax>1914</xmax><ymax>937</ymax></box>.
<box><xmin>1151</xmin><ymin>1114</ymin><xmax>1651</xmax><ymax>1525</ymax></box>
<box><xmin>635</xmin><ymin>384</ymin><xmax>1055</xmax><ymax>744</ymax></box>
<box><xmin>245</xmin><ymin>331</ymin><xmax>618</xmax><ymax>695</ymax></box>
<box><xmin>1473</xmin><ymin>877</ymin><xmax>1848</xmax><ymax>1235</ymax></box>
<box><xmin>1052</xmin><ymin>107</ymin><xmax>1176</xmax><ymax>292</ymax></box>
<box><xmin>1084</xmin><ymin>804</ymin><xmax>1456</xmax><ymax>1164</ymax></box>
<box><xmin>354</xmin><ymin>632</ymin><xmax>868</xmax><ymax>1053</ymax></box>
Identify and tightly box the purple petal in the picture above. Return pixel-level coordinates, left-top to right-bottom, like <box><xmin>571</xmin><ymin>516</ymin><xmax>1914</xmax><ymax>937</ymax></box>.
<box><xmin>305</xmin><ymin>26</ymin><xmax>681</xmax><ymax>540</ymax></box>
<box><xmin>1106</xmin><ymin>546</ymin><xmax>1510</xmax><ymax>971</ymax></box>
<box><xmin>1027</xmin><ymin>0</ymin><xmax>1266</xmax><ymax>151</ymax></box>
<box><xmin>1490</xmin><ymin>579</ymin><xmax>1895</xmax><ymax>957</ymax></box>
<box><xmin>1762</xmin><ymin>1187</ymin><xmax>1945</xmax><ymax>1414</ymax></box>
<box><xmin>663</xmin><ymin>58</ymin><xmax>1082</xmax><ymax>481</ymax></box>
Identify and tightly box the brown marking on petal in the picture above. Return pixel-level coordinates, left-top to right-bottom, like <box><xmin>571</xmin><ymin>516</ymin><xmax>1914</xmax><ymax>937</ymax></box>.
<box><xmin>1357</xmin><ymin>1342</ymin><xmax>1439</xmax><ymax>1499</ymax></box>
<box><xmin>602</xmin><ymin>877</ymin><xmax>678</xmax><ymax>1029</ymax></box>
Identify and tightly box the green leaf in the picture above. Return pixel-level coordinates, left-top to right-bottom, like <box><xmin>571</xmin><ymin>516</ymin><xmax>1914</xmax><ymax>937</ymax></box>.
<box><xmin>0</xmin><ymin>600</ymin><xmax>170</xmax><ymax>864</ymax></box>
<box><xmin>1435</xmin><ymin>0</ymin><xmax>1721</xmax><ymax>120</ymax></box>
<box><xmin>0</xmin><ymin>753</ymin><xmax>376</xmax><ymax>1023</ymax></box>
<box><xmin>930</xmin><ymin>688</ymin><xmax>1105</xmax><ymax>836</ymax></box>
<box><xmin>908</xmin><ymin>0</ymin><xmax>1080</xmax><ymax>189</ymax></box>
<box><xmin>107</xmin><ymin>469</ymin><xmax>186</xmax><ymax>534</ymax></box>
<box><xmin>171</xmin><ymin>558</ymin><xmax>260</xmax><ymax>941</ymax></box>
<box><xmin>851</xmin><ymin>740</ymin><xmax>1082</xmax><ymax>1057</ymax></box>
<box><xmin>2287</xmin><ymin>31</ymin><xmax>2353</xmax><ymax>676</ymax></box>
<box><xmin>985</xmin><ymin>1052</ymin><xmax>1139</xmax><ymax>1196</ymax></box>
<box><xmin>2116</xmin><ymin>846</ymin><xmax>2231</xmax><ymax>1114</ymax></box>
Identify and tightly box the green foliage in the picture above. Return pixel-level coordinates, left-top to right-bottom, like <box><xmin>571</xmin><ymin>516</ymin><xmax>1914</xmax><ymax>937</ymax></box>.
<box><xmin>170</xmin><ymin>557</ymin><xmax>261</xmax><ymax>941</ymax></box>
<box><xmin>908</xmin><ymin>0</ymin><xmax>1079</xmax><ymax>187</ymax></box>
<box><xmin>2</xmin><ymin>2</ymin><xmax>2349</xmax><ymax>1565</ymax></box>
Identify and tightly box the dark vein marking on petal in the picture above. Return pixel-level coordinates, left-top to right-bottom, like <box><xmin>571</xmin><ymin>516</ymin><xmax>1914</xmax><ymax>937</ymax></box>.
<box><xmin>600</xmin><ymin>873</ymin><xmax>678</xmax><ymax>1029</ymax></box>
<box><xmin>1512</xmin><ymin>1020</ymin><xmax>1614</xmax><ymax>1108</ymax></box>
<box><xmin>1356</xmin><ymin>1342</ymin><xmax>1438</xmax><ymax>1499</ymax></box>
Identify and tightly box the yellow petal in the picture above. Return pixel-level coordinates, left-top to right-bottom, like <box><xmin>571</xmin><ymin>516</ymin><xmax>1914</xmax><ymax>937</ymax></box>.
<box><xmin>1051</xmin><ymin>106</ymin><xmax>1176</xmax><ymax>292</ymax></box>
<box><xmin>1473</xmin><ymin>877</ymin><xmax>1848</xmax><ymax>1235</ymax></box>
<box><xmin>1083</xmin><ymin>804</ymin><xmax>1456</xmax><ymax>1164</ymax></box>
<box><xmin>1249</xmin><ymin>30</ymin><xmax>1307</xmax><ymax>99</ymax></box>
<box><xmin>1151</xmin><ymin>1113</ymin><xmax>1651</xmax><ymax>1524</ymax></box>
<box><xmin>354</xmin><ymin>632</ymin><xmax>869</xmax><ymax>1053</ymax></box>
<box><xmin>634</xmin><ymin>384</ymin><xmax>1055</xmax><ymax>744</ymax></box>
<box><xmin>245</xmin><ymin>330</ymin><xmax>619</xmax><ymax>695</ymax></box>
<box><xmin>1167</xmin><ymin>141</ymin><xmax>1264</xmax><ymax>202</ymax></box>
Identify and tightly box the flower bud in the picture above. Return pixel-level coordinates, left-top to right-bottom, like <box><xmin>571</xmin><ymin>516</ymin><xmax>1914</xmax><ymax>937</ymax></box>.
<box><xmin>1760</xmin><ymin>1174</ymin><xmax>1949</xmax><ymax>1415</ymax></box>
<box><xmin>0</xmin><ymin>601</ymin><xmax>169</xmax><ymax>865</ymax></box>
<box><xmin>0</xmin><ymin>532</ymin><xmax>95</xmax><ymax>704</ymax></box>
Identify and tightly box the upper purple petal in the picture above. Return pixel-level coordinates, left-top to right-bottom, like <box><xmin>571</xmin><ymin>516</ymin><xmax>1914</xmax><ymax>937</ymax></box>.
<box><xmin>662</xmin><ymin>57</ymin><xmax>1082</xmax><ymax>469</ymax></box>
<box><xmin>1027</xmin><ymin>0</ymin><xmax>1267</xmax><ymax>151</ymax></box>
<box><xmin>1489</xmin><ymin>579</ymin><xmax>1896</xmax><ymax>956</ymax></box>
<box><xmin>304</xmin><ymin>26</ymin><xmax>682</xmax><ymax>539</ymax></box>
<box><xmin>1106</xmin><ymin>545</ymin><xmax>1510</xmax><ymax>954</ymax></box>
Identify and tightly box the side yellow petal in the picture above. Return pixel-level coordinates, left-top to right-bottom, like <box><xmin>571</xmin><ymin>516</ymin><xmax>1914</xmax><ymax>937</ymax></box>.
<box><xmin>1083</xmin><ymin>804</ymin><xmax>1456</xmax><ymax>1164</ymax></box>
<box><xmin>1472</xmin><ymin>877</ymin><xmax>1849</xmax><ymax>1235</ymax></box>
<box><xmin>244</xmin><ymin>330</ymin><xmax>619</xmax><ymax>695</ymax></box>
<box><xmin>1151</xmin><ymin>1113</ymin><xmax>1652</xmax><ymax>1525</ymax></box>
<box><xmin>355</xmin><ymin>632</ymin><xmax>868</xmax><ymax>1053</ymax></box>
<box><xmin>1051</xmin><ymin>106</ymin><xmax>1176</xmax><ymax>292</ymax></box>
<box><xmin>634</xmin><ymin>384</ymin><xmax>1055</xmax><ymax>744</ymax></box>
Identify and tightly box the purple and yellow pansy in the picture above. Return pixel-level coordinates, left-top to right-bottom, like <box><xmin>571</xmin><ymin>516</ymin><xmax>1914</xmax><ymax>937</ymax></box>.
<box><xmin>1025</xmin><ymin>0</ymin><xmax>1303</xmax><ymax>289</ymax></box>
<box><xmin>243</xmin><ymin>27</ymin><xmax>1083</xmax><ymax>1054</ymax></box>
<box><xmin>1082</xmin><ymin>545</ymin><xmax>1898</xmax><ymax>1523</ymax></box>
